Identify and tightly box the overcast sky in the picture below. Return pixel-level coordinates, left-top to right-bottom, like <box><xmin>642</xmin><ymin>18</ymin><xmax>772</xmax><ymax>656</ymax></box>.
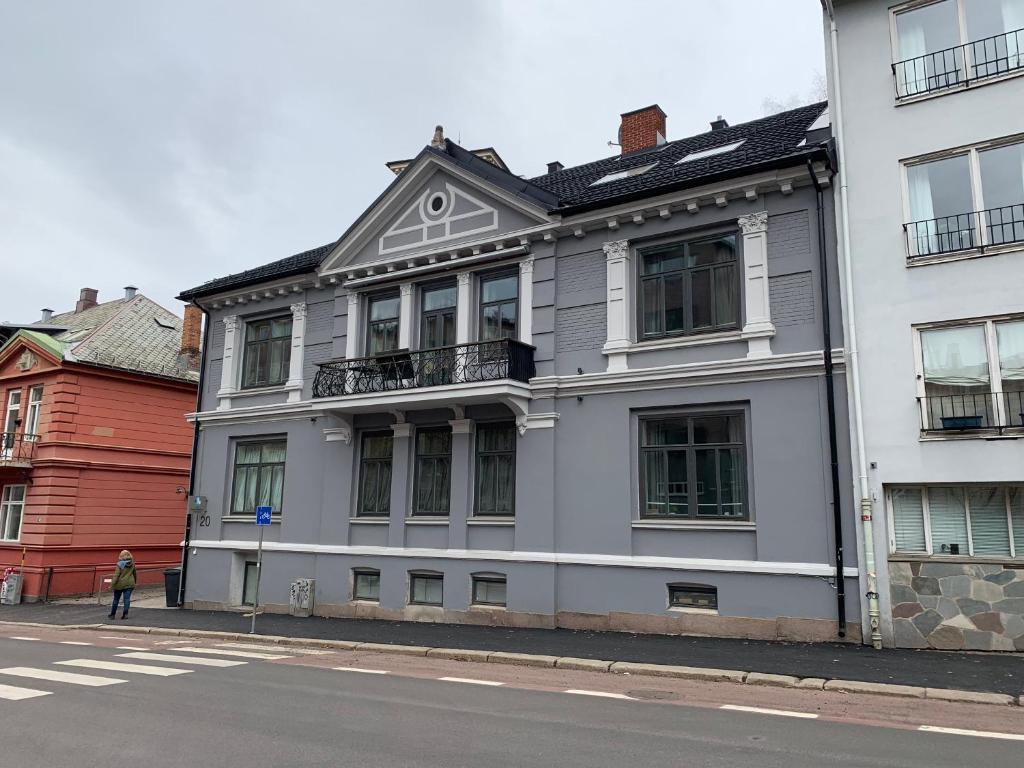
<box><xmin>0</xmin><ymin>1</ymin><xmax>825</xmax><ymax>323</ymax></box>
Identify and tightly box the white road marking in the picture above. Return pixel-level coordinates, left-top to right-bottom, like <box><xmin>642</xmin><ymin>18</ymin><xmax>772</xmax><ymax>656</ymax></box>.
<box><xmin>0</xmin><ymin>667</ymin><xmax>126</xmax><ymax>687</ymax></box>
<box><xmin>564</xmin><ymin>689</ymin><xmax>634</xmax><ymax>700</ymax></box>
<box><xmin>100</xmin><ymin>636</ymin><xmax>131</xmax><ymax>640</ymax></box>
<box><xmin>115</xmin><ymin>646</ymin><xmax>150</xmax><ymax>651</ymax></box>
<box><xmin>8</xmin><ymin>637</ymin><xmax>40</xmax><ymax>642</ymax></box>
<box><xmin>333</xmin><ymin>667</ymin><xmax>388</xmax><ymax>675</ymax></box>
<box><xmin>58</xmin><ymin>641</ymin><xmax>93</xmax><ymax>646</ymax></box>
<box><xmin>720</xmin><ymin>704</ymin><xmax>819</xmax><ymax>720</ymax></box>
<box><xmin>919</xmin><ymin>725</ymin><xmax>1024</xmax><ymax>742</ymax></box>
<box><xmin>215</xmin><ymin>642</ymin><xmax>334</xmax><ymax>656</ymax></box>
<box><xmin>172</xmin><ymin>647</ymin><xmax>290</xmax><ymax>660</ymax></box>
<box><xmin>56</xmin><ymin>659</ymin><xmax>192</xmax><ymax>677</ymax></box>
<box><xmin>438</xmin><ymin>677</ymin><xmax>504</xmax><ymax>686</ymax></box>
<box><xmin>0</xmin><ymin>683</ymin><xmax>52</xmax><ymax>701</ymax></box>
<box><xmin>117</xmin><ymin>652</ymin><xmax>247</xmax><ymax>668</ymax></box>
<box><xmin>154</xmin><ymin>640</ymin><xmax>190</xmax><ymax>645</ymax></box>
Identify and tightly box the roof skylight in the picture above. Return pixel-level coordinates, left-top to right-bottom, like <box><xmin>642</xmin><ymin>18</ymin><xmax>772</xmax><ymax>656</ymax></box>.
<box><xmin>676</xmin><ymin>139</ymin><xmax>745</xmax><ymax>165</ymax></box>
<box><xmin>590</xmin><ymin>162</ymin><xmax>658</xmax><ymax>186</ymax></box>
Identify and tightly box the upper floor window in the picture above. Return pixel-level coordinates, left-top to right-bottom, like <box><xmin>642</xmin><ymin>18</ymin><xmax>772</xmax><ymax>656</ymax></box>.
<box><xmin>367</xmin><ymin>293</ymin><xmax>401</xmax><ymax>356</ymax></box>
<box><xmin>357</xmin><ymin>432</ymin><xmax>393</xmax><ymax>517</ymax></box>
<box><xmin>918</xmin><ymin>317</ymin><xmax>1024</xmax><ymax>433</ymax></box>
<box><xmin>230</xmin><ymin>439</ymin><xmax>286</xmax><ymax>516</ymax></box>
<box><xmin>25</xmin><ymin>386</ymin><xmax>43</xmax><ymax>438</ymax></box>
<box><xmin>639</xmin><ymin>412</ymin><xmax>747</xmax><ymax>520</ymax></box>
<box><xmin>905</xmin><ymin>139</ymin><xmax>1024</xmax><ymax>258</ymax></box>
<box><xmin>638</xmin><ymin>234</ymin><xmax>739</xmax><ymax>340</ymax></box>
<box><xmin>475</xmin><ymin>422</ymin><xmax>516</xmax><ymax>516</ymax></box>
<box><xmin>420</xmin><ymin>283</ymin><xmax>457</xmax><ymax>350</ymax></box>
<box><xmin>479</xmin><ymin>273</ymin><xmax>518</xmax><ymax>342</ymax></box>
<box><xmin>3</xmin><ymin>389</ymin><xmax>21</xmax><ymax>437</ymax></box>
<box><xmin>0</xmin><ymin>484</ymin><xmax>26</xmax><ymax>542</ymax></box>
<box><xmin>242</xmin><ymin>316</ymin><xmax>292</xmax><ymax>389</ymax></box>
<box><xmin>893</xmin><ymin>0</ymin><xmax>1024</xmax><ymax>99</ymax></box>
<box><xmin>891</xmin><ymin>485</ymin><xmax>1024</xmax><ymax>559</ymax></box>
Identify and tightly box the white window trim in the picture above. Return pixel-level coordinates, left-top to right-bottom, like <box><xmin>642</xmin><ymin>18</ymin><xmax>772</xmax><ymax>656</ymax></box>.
<box><xmin>0</xmin><ymin>484</ymin><xmax>26</xmax><ymax>542</ymax></box>
<box><xmin>25</xmin><ymin>386</ymin><xmax>43</xmax><ymax>438</ymax></box>
<box><xmin>218</xmin><ymin>307</ymin><xmax>306</xmax><ymax>409</ymax></box>
<box><xmin>676</xmin><ymin>140</ymin><xmax>745</xmax><ymax>165</ymax></box>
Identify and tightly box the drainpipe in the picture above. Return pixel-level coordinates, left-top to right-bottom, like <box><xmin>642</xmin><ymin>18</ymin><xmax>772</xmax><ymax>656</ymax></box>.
<box><xmin>808</xmin><ymin>157</ymin><xmax>846</xmax><ymax>639</ymax></box>
<box><xmin>822</xmin><ymin>0</ymin><xmax>882</xmax><ymax>649</ymax></box>
<box><xmin>177</xmin><ymin>298</ymin><xmax>211</xmax><ymax>607</ymax></box>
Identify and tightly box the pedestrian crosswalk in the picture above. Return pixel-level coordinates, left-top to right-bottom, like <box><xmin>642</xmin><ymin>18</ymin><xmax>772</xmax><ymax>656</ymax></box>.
<box><xmin>0</xmin><ymin>640</ymin><xmax>294</xmax><ymax>703</ymax></box>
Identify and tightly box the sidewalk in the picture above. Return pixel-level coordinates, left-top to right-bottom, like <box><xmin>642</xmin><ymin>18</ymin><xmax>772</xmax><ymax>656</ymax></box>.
<box><xmin>2</xmin><ymin>602</ymin><xmax>1021</xmax><ymax>696</ymax></box>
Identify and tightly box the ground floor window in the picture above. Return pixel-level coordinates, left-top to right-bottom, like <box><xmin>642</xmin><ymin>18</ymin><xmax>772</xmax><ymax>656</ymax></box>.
<box><xmin>353</xmin><ymin>569</ymin><xmax>381</xmax><ymax>601</ymax></box>
<box><xmin>0</xmin><ymin>485</ymin><xmax>26</xmax><ymax>541</ymax></box>
<box><xmin>413</xmin><ymin>427</ymin><xmax>452</xmax><ymax>516</ymax></box>
<box><xmin>409</xmin><ymin>573</ymin><xmax>443</xmax><ymax>606</ymax></box>
<box><xmin>358</xmin><ymin>432</ymin><xmax>393</xmax><ymax>517</ymax></box>
<box><xmin>475</xmin><ymin>422</ymin><xmax>516</xmax><ymax>516</ymax></box>
<box><xmin>471</xmin><ymin>574</ymin><xmax>507</xmax><ymax>607</ymax></box>
<box><xmin>668</xmin><ymin>583</ymin><xmax>718</xmax><ymax>610</ymax></box>
<box><xmin>890</xmin><ymin>485</ymin><xmax>1024</xmax><ymax>558</ymax></box>
<box><xmin>231</xmin><ymin>439</ymin><xmax>286</xmax><ymax>516</ymax></box>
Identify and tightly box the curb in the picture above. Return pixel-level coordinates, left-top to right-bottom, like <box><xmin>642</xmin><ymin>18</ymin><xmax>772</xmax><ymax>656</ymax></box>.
<box><xmin>2</xmin><ymin>619</ymin><xmax>1019</xmax><ymax>707</ymax></box>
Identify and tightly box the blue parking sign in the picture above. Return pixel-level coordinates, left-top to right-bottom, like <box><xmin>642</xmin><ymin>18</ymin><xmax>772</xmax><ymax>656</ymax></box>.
<box><xmin>256</xmin><ymin>505</ymin><xmax>273</xmax><ymax>526</ymax></box>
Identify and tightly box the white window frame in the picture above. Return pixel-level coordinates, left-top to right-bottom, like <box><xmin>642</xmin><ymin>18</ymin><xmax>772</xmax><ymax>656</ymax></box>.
<box><xmin>3</xmin><ymin>389</ymin><xmax>21</xmax><ymax>434</ymax></box>
<box><xmin>887</xmin><ymin>485</ymin><xmax>1021</xmax><ymax>559</ymax></box>
<box><xmin>590</xmin><ymin>162</ymin><xmax>658</xmax><ymax>186</ymax></box>
<box><xmin>913</xmin><ymin>313</ymin><xmax>1024</xmax><ymax>431</ymax></box>
<box><xmin>0</xmin><ymin>484</ymin><xmax>26</xmax><ymax>542</ymax></box>
<box><xmin>675</xmin><ymin>140</ymin><xmax>745</xmax><ymax>165</ymax></box>
<box><xmin>25</xmin><ymin>386</ymin><xmax>43</xmax><ymax>439</ymax></box>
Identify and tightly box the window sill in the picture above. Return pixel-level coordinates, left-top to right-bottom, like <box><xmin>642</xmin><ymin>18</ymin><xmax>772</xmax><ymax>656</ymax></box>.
<box><xmin>919</xmin><ymin>429</ymin><xmax>1023</xmax><ymax>442</ymax></box>
<box><xmin>668</xmin><ymin>606</ymin><xmax>720</xmax><ymax>616</ymax></box>
<box><xmin>467</xmin><ymin>517</ymin><xmax>515</xmax><ymax>526</ymax></box>
<box><xmin>906</xmin><ymin>240</ymin><xmax>1024</xmax><ymax>268</ymax></box>
<box><xmin>890</xmin><ymin>554</ymin><xmax>1024</xmax><ymax>566</ymax></box>
<box><xmin>405</xmin><ymin>518</ymin><xmax>450</xmax><ymax>526</ymax></box>
<box><xmin>222</xmin><ymin>515</ymin><xmax>282</xmax><ymax>523</ymax></box>
<box><xmin>633</xmin><ymin>521</ymin><xmax>754</xmax><ymax>531</ymax></box>
<box><xmin>349</xmin><ymin>517</ymin><xmax>390</xmax><ymax>525</ymax></box>
<box><xmin>232</xmin><ymin>385</ymin><xmax>292</xmax><ymax>399</ymax></box>
<box><xmin>894</xmin><ymin>68</ymin><xmax>1024</xmax><ymax>108</ymax></box>
<box><xmin>351</xmin><ymin>599</ymin><xmax>379</xmax><ymax>605</ymax></box>
<box><xmin>470</xmin><ymin>603</ymin><xmax>507</xmax><ymax>611</ymax></box>
<box><xmin>605</xmin><ymin>329</ymin><xmax>747</xmax><ymax>356</ymax></box>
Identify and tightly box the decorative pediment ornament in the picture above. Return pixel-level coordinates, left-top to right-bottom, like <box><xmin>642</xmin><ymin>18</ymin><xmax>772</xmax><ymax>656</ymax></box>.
<box><xmin>378</xmin><ymin>183</ymin><xmax>498</xmax><ymax>255</ymax></box>
<box><xmin>738</xmin><ymin>211</ymin><xmax>769</xmax><ymax>235</ymax></box>
<box><xmin>15</xmin><ymin>350</ymin><xmax>37</xmax><ymax>371</ymax></box>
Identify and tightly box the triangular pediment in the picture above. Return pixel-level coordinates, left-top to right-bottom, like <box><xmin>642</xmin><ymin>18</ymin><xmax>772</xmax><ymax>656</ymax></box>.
<box><xmin>0</xmin><ymin>332</ymin><xmax>64</xmax><ymax>378</ymax></box>
<box><xmin>320</xmin><ymin>148</ymin><xmax>556</xmax><ymax>274</ymax></box>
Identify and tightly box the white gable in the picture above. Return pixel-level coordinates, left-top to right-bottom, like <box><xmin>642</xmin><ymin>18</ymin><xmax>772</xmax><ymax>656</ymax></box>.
<box><xmin>379</xmin><ymin>183</ymin><xmax>498</xmax><ymax>255</ymax></box>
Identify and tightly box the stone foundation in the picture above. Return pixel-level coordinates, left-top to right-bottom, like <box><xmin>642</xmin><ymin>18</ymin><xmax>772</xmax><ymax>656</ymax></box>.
<box><xmin>889</xmin><ymin>560</ymin><xmax>1024</xmax><ymax>651</ymax></box>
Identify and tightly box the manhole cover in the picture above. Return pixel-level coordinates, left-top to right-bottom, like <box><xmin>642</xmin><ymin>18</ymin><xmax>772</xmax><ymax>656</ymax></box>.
<box><xmin>625</xmin><ymin>689</ymin><xmax>680</xmax><ymax>701</ymax></box>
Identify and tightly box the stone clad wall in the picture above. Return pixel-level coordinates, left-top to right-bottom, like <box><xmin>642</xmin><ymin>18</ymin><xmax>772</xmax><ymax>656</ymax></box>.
<box><xmin>889</xmin><ymin>561</ymin><xmax>1024</xmax><ymax>651</ymax></box>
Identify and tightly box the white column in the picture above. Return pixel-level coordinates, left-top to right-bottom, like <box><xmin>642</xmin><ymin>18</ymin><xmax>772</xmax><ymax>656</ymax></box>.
<box><xmin>285</xmin><ymin>302</ymin><xmax>307</xmax><ymax>403</ymax></box>
<box><xmin>518</xmin><ymin>258</ymin><xmax>534</xmax><ymax>346</ymax></box>
<box><xmin>738</xmin><ymin>211</ymin><xmax>775</xmax><ymax>359</ymax></box>
<box><xmin>398</xmin><ymin>282</ymin><xmax>414</xmax><ymax>350</ymax></box>
<box><xmin>345</xmin><ymin>293</ymin><xmax>361</xmax><ymax>359</ymax></box>
<box><xmin>602</xmin><ymin>239</ymin><xmax>631</xmax><ymax>372</ymax></box>
<box><xmin>456</xmin><ymin>272</ymin><xmax>472</xmax><ymax>344</ymax></box>
<box><xmin>217</xmin><ymin>315</ymin><xmax>239</xmax><ymax>410</ymax></box>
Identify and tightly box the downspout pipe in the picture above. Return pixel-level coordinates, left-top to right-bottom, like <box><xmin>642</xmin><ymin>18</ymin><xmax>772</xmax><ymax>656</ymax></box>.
<box><xmin>177</xmin><ymin>298</ymin><xmax>211</xmax><ymax>607</ymax></box>
<box><xmin>822</xmin><ymin>0</ymin><xmax>882</xmax><ymax>649</ymax></box>
<box><xmin>808</xmin><ymin>156</ymin><xmax>846</xmax><ymax>639</ymax></box>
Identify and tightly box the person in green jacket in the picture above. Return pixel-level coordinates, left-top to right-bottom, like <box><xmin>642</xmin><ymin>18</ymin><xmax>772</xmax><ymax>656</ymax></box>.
<box><xmin>108</xmin><ymin>550</ymin><xmax>137</xmax><ymax>620</ymax></box>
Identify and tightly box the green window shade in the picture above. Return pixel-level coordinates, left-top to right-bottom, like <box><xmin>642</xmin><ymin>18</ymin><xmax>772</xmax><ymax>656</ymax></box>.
<box><xmin>891</xmin><ymin>488</ymin><xmax>927</xmax><ymax>553</ymax></box>
<box><xmin>928</xmin><ymin>487</ymin><xmax>969</xmax><ymax>555</ymax></box>
<box><xmin>968</xmin><ymin>487</ymin><xmax>1011</xmax><ymax>556</ymax></box>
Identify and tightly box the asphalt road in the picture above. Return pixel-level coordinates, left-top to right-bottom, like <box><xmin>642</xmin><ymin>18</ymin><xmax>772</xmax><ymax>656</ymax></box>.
<box><xmin>0</xmin><ymin>633</ymin><xmax>1020</xmax><ymax>768</ymax></box>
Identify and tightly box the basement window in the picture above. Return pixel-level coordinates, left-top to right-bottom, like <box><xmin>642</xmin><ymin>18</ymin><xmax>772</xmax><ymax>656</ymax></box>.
<box><xmin>668</xmin><ymin>583</ymin><xmax>718</xmax><ymax>610</ymax></box>
<box><xmin>676</xmin><ymin>140</ymin><xmax>745</xmax><ymax>164</ymax></box>
<box><xmin>590</xmin><ymin>162</ymin><xmax>658</xmax><ymax>186</ymax></box>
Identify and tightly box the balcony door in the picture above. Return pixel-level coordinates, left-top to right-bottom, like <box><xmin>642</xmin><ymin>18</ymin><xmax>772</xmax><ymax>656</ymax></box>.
<box><xmin>2</xmin><ymin>390</ymin><xmax>21</xmax><ymax>460</ymax></box>
<box><xmin>419</xmin><ymin>284</ymin><xmax>457</xmax><ymax>386</ymax></box>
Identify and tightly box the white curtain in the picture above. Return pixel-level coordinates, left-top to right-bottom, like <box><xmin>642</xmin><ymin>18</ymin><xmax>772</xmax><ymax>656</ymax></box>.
<box><xmin>1004</xmin><ymin>0</ymin><xmax>1024</xmax><ymax>69</ymax></box>
<box><xmin>907</xmin><ymin>164</ymin><xmax>937</xmax><ymax>254</ymax></box>
<box><xmin>897</xmin><ymin>15</ymin><xmax>929</xmax><ymax>95</ymax></box>
<box><xmin>922</xmin><ymin>326</ymin><xmax>990</xmax><ymax>385</ymax></box>
<box><xmin>997</xmin><ymin>321</ymin><xmax>1024</xmax><ymax>380</ymax></box>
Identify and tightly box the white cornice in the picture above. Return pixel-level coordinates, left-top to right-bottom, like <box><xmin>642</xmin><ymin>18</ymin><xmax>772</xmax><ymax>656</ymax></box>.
<box><xmin>202</xmin><ymin>276</ymin><xmax>318</xmax><ymax>310</ymax></box>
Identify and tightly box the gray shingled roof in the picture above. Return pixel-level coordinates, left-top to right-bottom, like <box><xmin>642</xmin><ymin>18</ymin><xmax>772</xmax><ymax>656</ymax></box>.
<box><xmin>178</xmin><ymin>102</ymin><xmax>829</xmax><ymax>300</ymax></box>
<box><xmin>28</xmin><ymin>296</ymin><xmax>198</xmax><ymax>383</ymax></box>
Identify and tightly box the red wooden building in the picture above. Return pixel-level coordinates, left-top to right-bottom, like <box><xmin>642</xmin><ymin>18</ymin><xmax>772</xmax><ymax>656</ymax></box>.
<box><xmin>0</xmin><ymin>287</ymin><xmax>199</xmax><ymax>600</ymax></box>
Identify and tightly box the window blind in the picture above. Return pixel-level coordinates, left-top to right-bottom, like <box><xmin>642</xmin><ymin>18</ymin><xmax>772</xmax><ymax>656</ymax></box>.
<box><xmin>968</xmin><ymin>487</ymin><xmax>1011</xmax><ymax>556</ymax></box>
<box><xmin>892</xmin><ymin>487</ymin><xmax>927</xmax><ymax>553</ymax></box>
<box><xmin>928</xmin><ymin>487</ymin><xmax>969</xmax><ymax>555</ymax></box>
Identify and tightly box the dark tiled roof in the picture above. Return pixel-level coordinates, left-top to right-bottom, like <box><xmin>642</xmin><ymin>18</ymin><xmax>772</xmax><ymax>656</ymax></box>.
<box><xmin>529</xmin><ymin>102</ymin><xmax>829</xmax><ymax>213</ymax></box>
<box><xmin>177</xmin><ymin>102</ymin><xmax>828</xmax><ymax>299</ymax></box>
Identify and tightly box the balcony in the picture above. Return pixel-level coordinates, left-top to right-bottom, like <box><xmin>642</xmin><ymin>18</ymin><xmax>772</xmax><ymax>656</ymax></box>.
<box><xmin>0</xmin><ymin>432</ymin><xmax>37</xmax><ymax>468</ymax></box>
<box><xmin>904</xmin><ymin>204</ymin><xmax>1024</xmax><ymax>259</ymax></box>
<box><xmin>893</xmin><ymin>28</ymin><xmax>1024</xmax><ymax>100</ymax></box>
<box><xmin>917</xmin><ymin>391</ymin><xmax>1024</xmax><ymax>436</ymax></box>
<box><xmin>312</xmin><ymin>338</ymin><xmax>535</xmax><ymax>417</ymax></box>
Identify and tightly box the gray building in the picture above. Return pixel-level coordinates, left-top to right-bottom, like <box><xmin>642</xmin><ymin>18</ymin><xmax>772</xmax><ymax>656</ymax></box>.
<box><xmin>177</xmin><ymin>101</ymin><xmax>860</xmax><ymax>642</ymax></box>
<box><xmin>823</xmin><ymin>0</ymin><xmax>1024</xmax><ymax>650</ymax></box>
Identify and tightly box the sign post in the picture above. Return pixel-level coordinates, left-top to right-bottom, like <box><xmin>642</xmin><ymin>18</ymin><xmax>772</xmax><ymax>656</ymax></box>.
<box><xmin>250</xmin><ymin>505</ymin><xmax>272</xmax><ymax>634</ymax></box>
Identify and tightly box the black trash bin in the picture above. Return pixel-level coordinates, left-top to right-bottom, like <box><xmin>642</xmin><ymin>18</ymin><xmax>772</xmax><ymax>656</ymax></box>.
<box><xmin>163</xmin><ymin>568</ymin><xmax>181</xmax><ymax>607</ymax></box>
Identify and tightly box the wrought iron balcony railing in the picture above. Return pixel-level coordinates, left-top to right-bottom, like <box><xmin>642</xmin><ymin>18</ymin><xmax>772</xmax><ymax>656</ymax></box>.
<box><xmin>0</xmin><ymin>432</ymin><xmax>38</xmax><ymax>466</ymax></box>
<box><xmin>917</xmin><ymin>391</ymin><xmax>1024</xmax><ymax>435</ymax></box>
<box><xmin>312</xmin><ymin>338</ymin><xmax>536</xmax><ymax>398</ymax></box>
<box><xmin>904</xmin><ymin>204</ymin><xmax>1024</xmax><ymax>258</ymax></box>
<box><xmin>893</xmin><ymin>28</ymin><xmax>1024</xmax><ymax>100</ymax></box>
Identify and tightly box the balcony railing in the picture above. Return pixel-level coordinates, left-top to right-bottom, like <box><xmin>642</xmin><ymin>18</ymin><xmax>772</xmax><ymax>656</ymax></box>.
<box><xmin>904</xmin><ymin>204</ymin><xmax>1024</xmax><ymax>258</ymax></box>
<box><xmin>0</xmin><ymin>432</ymin><xmax>37</xmax><ymax>466</ymax></box>
<box><xmin>312</xmin><ymin>338</ymin><xmax>536</xmax><ymax>399</ymax></box>
<box><xmin>917</xmin><ymin>391</ymin><xmax>1024</xmax><ymax>435</ymax></box>
<box><xmin>893</xmin><ymin>28</ymin><xmax>1024</xmax><ymax>100</ymax></box>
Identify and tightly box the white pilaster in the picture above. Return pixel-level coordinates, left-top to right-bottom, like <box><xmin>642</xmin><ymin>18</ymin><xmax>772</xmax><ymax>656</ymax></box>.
<box><xmin>518</xmin><ymin>258</ymin><xmax>534</xmax><ymax>346</ymax></box>
<box><xmin>456</xmin><ymin>272</ymin><xmax>472</xmax><ymax>344</ymax></box>
<box><xmin>285</xmin><ymin>302</ymin><xmax>307</xmax><ymax>403</ymax></box>
<box><xmin>602</xmin><ymin>239</ymin><xmax>631</xmax><ymax>372</ymax></box>
<box><xmin>398</xmin><ymin>283</ymin><xmax>414</xmax><ymax>349</ymax></box>
<box><xmin>345</xmin><ymin>293</ymin><xmax>361</xmax><ymax>359</ymax></box>
<box><xmin>738</xmin><ymin>211</ymin><xmax>775</xmax><ymax>359</ymax></box>
<box><xmin>217</xmin><ymin>315</ymin><xmax>240</xmax><ymax>410</ymax></box>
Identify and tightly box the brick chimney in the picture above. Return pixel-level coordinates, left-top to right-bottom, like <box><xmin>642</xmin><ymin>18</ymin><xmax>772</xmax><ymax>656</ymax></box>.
<box><xmin>619</xmin><ymin>105</ymin><xmax>667</xmax><ymax>155</ymax></box>
<box><xmin>75</xmin><ymin>287</ymin><xmax>98</xmax><ymax>313</ymax></box>
<box><xmin>179</xmin><ymin>304</ymin><xmax>203</xmax><ymax>370</ymax></box>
